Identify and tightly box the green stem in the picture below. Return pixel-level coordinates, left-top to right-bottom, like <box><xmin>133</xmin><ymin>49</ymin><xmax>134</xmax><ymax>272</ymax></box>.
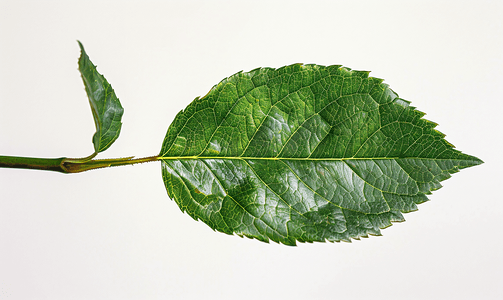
<box><xmin>0</xmin><ymin>155</ymin><xmax>159</xmax><ymax>173</ymax></box>
<box><xmin>0</xmin><ymin>156</ymin><xmax>67</xmax><ymax>172</ymax></box>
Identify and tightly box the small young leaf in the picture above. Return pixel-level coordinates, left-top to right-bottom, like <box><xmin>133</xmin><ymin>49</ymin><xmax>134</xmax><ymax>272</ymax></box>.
<box><xmin>78</xmin><ymin>41</ymin><xmax>124</xmax><ymax>154</ymax></box>
<box><xmin>159</xmin><ymin>64</ymin><xmax>482</xmax><ymax>245</ymax></box>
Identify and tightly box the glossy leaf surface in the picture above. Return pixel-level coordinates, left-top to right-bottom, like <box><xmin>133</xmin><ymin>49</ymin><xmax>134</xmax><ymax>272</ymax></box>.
<box><xmin>160</xmin><ymin>64</ymin><xmax>482</xmax><ymax>245</ymax></box>
<box><xmin>78</xmin><ymin>41</ymin><xmax>124</xmax><ymax>154</ymax></box>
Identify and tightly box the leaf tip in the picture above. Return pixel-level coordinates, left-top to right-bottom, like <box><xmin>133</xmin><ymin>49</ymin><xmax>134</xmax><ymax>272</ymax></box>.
<box><xmin>466</xmin><ymin>156</ymin><xmax>484</xmax><ymax>167</ymax></box>
<box><xmin>77</xmin><ymin>40</ymin><xmax>87</xmax><ymax>58</ymax></box>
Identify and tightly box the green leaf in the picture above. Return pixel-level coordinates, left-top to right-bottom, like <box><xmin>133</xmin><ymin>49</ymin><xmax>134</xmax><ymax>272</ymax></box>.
<box><xmin>78</xmin><ymin>41</ymin><xmax>124</xmax><ymax>154</ymax></box>
<box><xmin>159</xmin><ymin>64</ymin><xmax>482</xmax><ymax>245</ymax></box>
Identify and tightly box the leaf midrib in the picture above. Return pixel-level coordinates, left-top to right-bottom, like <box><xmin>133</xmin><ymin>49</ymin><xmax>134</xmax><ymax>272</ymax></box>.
<box><xmin>158</xmin><ymin>156</ymin><xmax>475</xmax><ymax>162</ymax></box>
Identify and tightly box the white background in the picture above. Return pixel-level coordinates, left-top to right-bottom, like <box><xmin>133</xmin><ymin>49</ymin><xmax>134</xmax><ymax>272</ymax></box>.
<box><xmin>1</xmin><ymin>1</ymin><xmax>502</xmax><ymax>299</ymax></box>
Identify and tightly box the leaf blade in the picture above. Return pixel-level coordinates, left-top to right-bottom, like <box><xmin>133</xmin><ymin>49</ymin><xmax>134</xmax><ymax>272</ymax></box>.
<box><xmin>160</xmin><ymin>64</ymin><xmax>482</xmax><ymax>245</ymax></box>
<box><xmin>78</xmin><ymin>41</ymin><xmax>124</xmax><ymax>154</ymax></box>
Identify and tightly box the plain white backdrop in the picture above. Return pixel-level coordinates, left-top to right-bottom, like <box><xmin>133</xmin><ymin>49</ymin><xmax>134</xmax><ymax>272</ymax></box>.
<box><xmin>1</xmin><ymin>1</ymin><xmax>501</xmax><ymax>299</ymax></box>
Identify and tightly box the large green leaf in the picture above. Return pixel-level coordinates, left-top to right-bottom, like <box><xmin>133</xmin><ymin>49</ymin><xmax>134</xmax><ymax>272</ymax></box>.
<box><xmin>159</xmin><ymin>64</ymin><xmax>482</xmax><ymax>245</ymax></box>
<box><xmin>78</xmin><ymin>41</ymin><xmax>124</xmax><ymax>154</ymax></box>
